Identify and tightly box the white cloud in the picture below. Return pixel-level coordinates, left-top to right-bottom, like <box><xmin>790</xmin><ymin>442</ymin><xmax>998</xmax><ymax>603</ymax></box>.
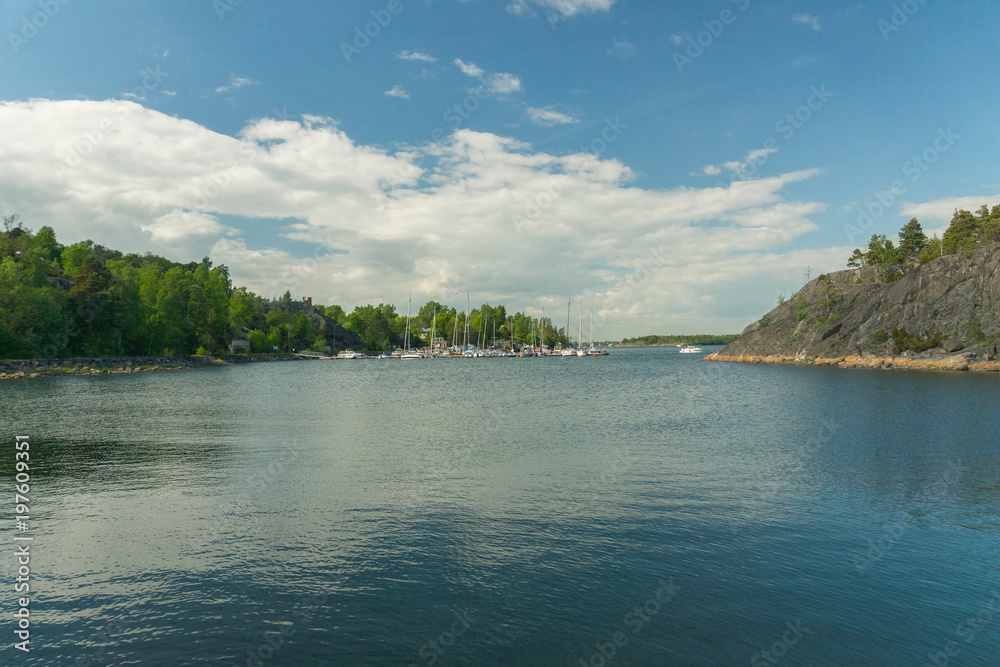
<box><xmin>0</xmin><ymin>99</ymin><xmax>841</xmax><ymax>336</ymax></box>
<box><xmin>793</xmin><ymin>14</ymin><xmax>822</xmax><ymax>30</ymax></box>
<box><xmin>385</xmin><ymin>85</ymin><xmax>410</xmax><ymax>99</ymax></box>
<box><xmin>507</xmin><ymin>0</ymin><xmax>617</xmax><ymax>18</ymax></box>
<box><xmin>396</xmin><ymin>50</ymin><xmax>437</xmax><ymax>62</ymax></box>
<box><xmin>900</xmin><ymin>195</ymin><xmax>1000</xmax><ymax>235</ymax></box>
<box><xmin>215</xmin><ymin>74</ymin><xmax>260</xmax><ymax>94</ymax></box>
<box><xmin>526</xmin><ymin>106</ymin><xmax>580</xmax><ymax>127</ymax></box>
<box><xmin>607</xmin><ymin>38</ymin><xmax>636</xmax><ymax>60</ymax></box>
<box><xmin>486</xmin><ymin>72</ymin><xmax>522</xmax><ymax>95</ymax></box>
<box><xmin>454</xmin><ymin>59</ymin><xmax>485</xmax><ymax>78</ymax></box>
<box><xmin>454</xmin><ymin>59</ymin><xmax>523</xmax><ymax>95</ymax></box>
<box><xmin>161</xmin><ymin>90</ymin><xmax>177</xmax><ymax>97</ymax></box>
<box><xmin>704</xmin><ymin>147</ymin><xmax>781</xmax><ymax>180</ymax></box>
<box><xmin>670</xmin><ymin>34</ymin><xmax>684</xmax><ymax>46</ymax></box>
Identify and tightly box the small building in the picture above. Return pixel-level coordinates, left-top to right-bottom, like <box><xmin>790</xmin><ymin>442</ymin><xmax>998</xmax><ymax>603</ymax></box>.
<box><xmin>229</xmin><ymin>339</ymin><xmax>251</xmax><ymax>353</ymax></box>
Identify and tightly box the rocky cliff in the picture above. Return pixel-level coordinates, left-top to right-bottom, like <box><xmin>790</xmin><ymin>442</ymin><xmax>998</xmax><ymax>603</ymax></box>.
<box><xmin>705</xmin><ymin>244</ymin><xmax>1000</xmax><ymax>371</ymax></box>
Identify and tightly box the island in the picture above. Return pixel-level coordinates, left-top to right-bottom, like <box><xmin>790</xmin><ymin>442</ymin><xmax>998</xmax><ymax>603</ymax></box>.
<box><xmin>706</xmin><ymin>207</ymin><xmax>1000</xmax><ymax>372</ymax></box>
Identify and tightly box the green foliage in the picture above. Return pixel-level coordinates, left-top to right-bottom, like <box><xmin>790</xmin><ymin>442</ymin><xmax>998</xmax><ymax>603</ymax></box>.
<box><xmin>794</xmin><ymin>299</ymin><xmax>809</xmax><ymax>322</ymax></box>
<box><xmin>248</xmin><ymin>329</ymin><xmax>268</xmax><ymax>353</ymax></box>
<box><xmin>897</xmin><ymin>218</ymin><xmax>928</xmax><ymax>263</ymax></box>
<box><xmin>941</xmin><ymin>205</ymin><xmax>1000</xmax><ymax>255</ymax></box>
<box><xmin>890</xmin><ymin>325</ymin><xmax>944</xmax><ymax>353</ymax></box>
<box><xmin>0</xmin><ymin>218</ymin><xmax>240</xmax><ymax>359</ymax></box>
<box><xmin>918</xmin><ymin>236</ymin><xmax>943</xmax><ymax>264</ymax></box>
<box><xmin>872</xmin><ymin>329</ymin><xmax>888</xmax><ymax>344</ymax></box>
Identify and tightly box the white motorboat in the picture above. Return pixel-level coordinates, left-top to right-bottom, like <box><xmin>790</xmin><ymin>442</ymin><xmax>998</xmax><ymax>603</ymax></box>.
<box><xmin>679</xmin><ymin>345</ymin><xmax>703</xmax><ymax>354</ymax></box>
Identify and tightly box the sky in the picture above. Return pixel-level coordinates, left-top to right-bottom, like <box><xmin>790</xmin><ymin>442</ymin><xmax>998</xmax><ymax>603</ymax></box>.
<box><xmin>1</xmin><ymin>0</ymin><xmax>998</xmax><ymax>338</ymax></box>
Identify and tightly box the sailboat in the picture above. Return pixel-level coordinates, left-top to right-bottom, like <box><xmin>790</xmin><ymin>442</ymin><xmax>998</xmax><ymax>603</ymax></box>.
<box><xmin>587</xmin><ymin>302</ymin><xmax>608</xmax><ymax>355</ymax></box>
<box><xmin>401</xmin><ymin>295</ymin><xmax>424</xmax><ymax>359</ymax></box>
<box><xmin>561</xmin><ymin>298</ymin><xmax>576</xmax><ymax>356</ymax></box>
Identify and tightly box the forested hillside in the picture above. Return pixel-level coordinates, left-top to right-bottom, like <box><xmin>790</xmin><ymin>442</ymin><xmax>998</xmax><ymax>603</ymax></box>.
<box><xmin>0</xmin><ymin>215</ymin><xmax>574</xmax><ymax>359</ymax></box>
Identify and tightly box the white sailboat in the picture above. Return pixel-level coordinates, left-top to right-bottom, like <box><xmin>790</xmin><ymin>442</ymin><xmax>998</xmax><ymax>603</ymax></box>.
<box><xmin>561</xmin><ymin>298</ymin><xmax>576</xmax><ymax>356</ymax></box>
<box><xmin>401</xmin><ymin>295</ymin><xmax>424</xmax><ymax>359</ymax></box>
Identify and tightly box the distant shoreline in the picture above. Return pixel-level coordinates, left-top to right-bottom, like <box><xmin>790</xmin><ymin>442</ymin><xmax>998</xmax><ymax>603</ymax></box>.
<box><xmin>0</xmin><ymin>354</ymin><xmax>301</xmax><ymax>380</ymax></box>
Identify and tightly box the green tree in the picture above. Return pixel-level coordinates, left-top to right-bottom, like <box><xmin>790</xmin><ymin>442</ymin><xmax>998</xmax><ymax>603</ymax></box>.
<box><xmin>943</xmin><ymin>209</ymin><xmax>980</xmax><ymax>255</ymax></box>
<box><xmin>897</xmin><ymin>218</ymin><xmax>928</xmax><ymax>263</ymax></box>
<box><xmin>61</xmin><ymin>242</ymin><xmax>94</xmax><ymax>278</ymax></box>
<box><xmin>68</xmin><ymin>255</ymin><xmax>122</xmax><ymax>355</ymax></box>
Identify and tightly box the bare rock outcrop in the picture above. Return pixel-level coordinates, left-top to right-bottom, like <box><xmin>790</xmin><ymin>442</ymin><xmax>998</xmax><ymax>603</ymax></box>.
<box><xmin>705</xmin><ymin>245</ymin><xmax>1000</xmax><ymax>372</ymax></box>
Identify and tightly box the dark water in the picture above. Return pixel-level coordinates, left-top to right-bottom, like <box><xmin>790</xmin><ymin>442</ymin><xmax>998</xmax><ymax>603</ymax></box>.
<box><xmin>2</xmin><ymin>347</ymin><xmax>999</xmax><ymax>666</ymax></box>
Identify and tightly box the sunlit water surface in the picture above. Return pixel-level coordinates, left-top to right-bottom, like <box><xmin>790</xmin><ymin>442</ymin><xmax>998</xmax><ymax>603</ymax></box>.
<box><xmin>2</xmin><ymin>347</ymin><xmax>999</xmax><ymax>665</ymax></box>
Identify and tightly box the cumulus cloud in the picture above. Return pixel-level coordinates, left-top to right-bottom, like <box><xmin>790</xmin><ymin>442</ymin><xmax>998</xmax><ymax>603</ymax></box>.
<box><xmin>526</xmin><ymin>106</ymin><xmax>580</xmax><ymax>127</ymax></box>
<box><xmin>454</xmin><ymin>59</ymin><xmax>523</xmax><ymax>95</ymax></box>
<box><xmin>215</xmin><ymin>74</ymin><xmax>260</xmax><ymax>94</ymax></box>
<box><xmin>507</xmin><ymin>0</ymin><xmax>617</xmax><ymax>18</ymax></box>
<box><xmin>0</xmin><ymin>99</ymin><xmax>842</xmax><ymax>336</ymax></box>
<box><xmin>703</xmin><ymin>146</ymin><xmax>780</xmax><ymax>181</ymax></box>
<box><xmin>396</xmin><ymin>50</ymin><xmax>437</xmax><ymax>62</ymax></box>
<box><xmin>900</xmin><ymin>195</ymin><xmax>1000</xmax><ymax>237</ymax></box>
<box><xmin>385</xmin><ymin>85</ymin><xmax>410</xmax><ymax>99</ymax></box>
<box><xmin>607</xmin><ymin>38</ymin><xmax>636</xmax><ymax>60</ymax></box>
<box><xmin>454</xmin><ymin>59</ymin><xmax>485</xmax><ymax>78</ymax></box>
<box><xmin>793</xmin><ymin>14</ymin><xmax>821</xmax><ymax>30</ymax></box>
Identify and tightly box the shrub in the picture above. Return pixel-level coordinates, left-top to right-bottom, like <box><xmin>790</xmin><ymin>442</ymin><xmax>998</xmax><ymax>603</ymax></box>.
<box><xmin>890</xmin><ymin>325</ymin><xmax>944</xmax><ymax>353</ymax></box>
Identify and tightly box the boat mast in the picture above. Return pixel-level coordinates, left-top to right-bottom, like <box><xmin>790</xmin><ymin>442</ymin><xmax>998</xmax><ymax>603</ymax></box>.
<box><xmin>405</xmin><ymin>294</ymin><xmax>411</xmax><ymax>351</ymax></box>
<box><xmin>590</xmin><ymin>301</ymin><xmax>594</xmax><ymax>351</ymax></box>
<box><xmin>541</xmin><ymin>307</ymin><xmax>545</xmax><ymax>351</ymax></box>
<box><xmin>566</xmin><ymin>298</ymin><xmax>571</xmax><ymax>349</ymax></box>
<box><xmin>431</xmin><ymin>304</ymin><xmax>436</xmax><ymax>356</ymax></box>
<box><xmin>464</xmin><ymin>292</ymin><xmax>469</xmax><ymax>351</ymax></box>
<box><xmin>579</xmin><ymin>300</ymin><xmax>583</xmax><ymax>349</ymax></box>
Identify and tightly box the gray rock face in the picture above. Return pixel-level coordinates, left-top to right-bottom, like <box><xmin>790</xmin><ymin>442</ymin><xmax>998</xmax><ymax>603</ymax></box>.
<box><xmin>716</xmin><ymin>245</ymin><xmax>1000</xmax><ymax>361</ymax></box>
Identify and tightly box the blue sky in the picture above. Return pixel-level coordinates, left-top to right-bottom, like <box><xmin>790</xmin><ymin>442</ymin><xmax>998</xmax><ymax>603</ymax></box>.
<box><xmin>2</xmin><ymin>0</ymin><xmax>998</xmax><ymax>336</ymax></box>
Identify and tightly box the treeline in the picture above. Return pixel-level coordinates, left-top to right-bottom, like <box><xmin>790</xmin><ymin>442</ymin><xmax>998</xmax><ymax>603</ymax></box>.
<box><xmin>848</xmin><ymin>204</ymin><xmax>1000</xmax><ymax>268</ymax></box>
<box><xmin>0</xmin><ymin>215</ymin><xmax>575</xmax><ymax>358</ymax></box>
<box><xmin>620</xmin><ymin>334</ymin><xmax>738</xmax><ymax>346</ymax></box>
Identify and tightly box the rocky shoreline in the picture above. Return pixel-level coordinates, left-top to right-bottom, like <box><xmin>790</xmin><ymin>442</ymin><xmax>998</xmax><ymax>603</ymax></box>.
<box><xmin>704</xmin><ymin>350</ymin><xmax>1000</xmax><ymax>372</ymax></box>
<box><xmin>704</xmin><ymin>245</ymin><xmax>1000</xmax><ymax>374</ymax></box>
<box><xmin>0</xmin><ymin>354</ymin><xmax>302</xmax><ymax>380</ymax></box>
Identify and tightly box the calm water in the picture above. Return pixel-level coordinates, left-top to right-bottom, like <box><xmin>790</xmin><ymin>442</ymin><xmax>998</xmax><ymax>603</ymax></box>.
<box><xmin>3</xmin><ymin>347</ymin><xmax>999</xmax><ymax>666</ymax></box>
